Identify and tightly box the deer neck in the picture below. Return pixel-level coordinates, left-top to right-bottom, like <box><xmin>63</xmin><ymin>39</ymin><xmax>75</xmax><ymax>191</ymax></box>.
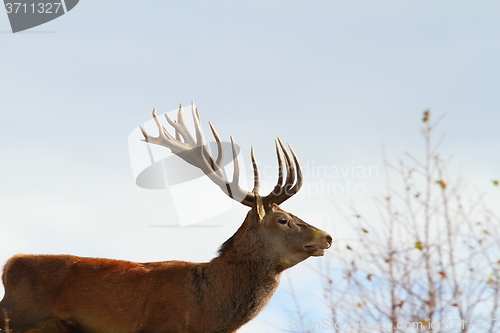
<box><xmin>211</xmin><ymin>219</ymin><xmax>282</xmax><ymax>284</ymax></box>
<box><xmin>214</xmin><ymin>210</ymin><xmax>284</xmax><ymax>275</ymax></box>
<box><xmin>195</xmin><ymin>219</ymin><xmax>282</xmax><ymax>330</ymax></box>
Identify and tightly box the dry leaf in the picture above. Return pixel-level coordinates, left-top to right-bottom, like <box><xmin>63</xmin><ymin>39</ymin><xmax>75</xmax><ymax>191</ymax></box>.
<box><xmin>422</xmin><ymin>110</ymin><xmax>430</xmax><ymax>124</ymax></box>
<box><xmin>436</xmin><ymin>180</ymin><xmax>447</xmax><ymax>189</ymax></box>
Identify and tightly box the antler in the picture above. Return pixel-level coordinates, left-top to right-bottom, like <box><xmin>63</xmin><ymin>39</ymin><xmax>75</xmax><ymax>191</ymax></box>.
<box><xmin>139</xmin><ymin>102</ymin><xmax>302</xmax><ymax>207</ymax></box>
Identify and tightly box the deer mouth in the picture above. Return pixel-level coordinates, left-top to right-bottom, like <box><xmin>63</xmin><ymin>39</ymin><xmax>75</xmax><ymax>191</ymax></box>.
<box><xmin>305</xmin><ymin>245</ymin><xmax>327</xmax><ymax>256</ymax></box>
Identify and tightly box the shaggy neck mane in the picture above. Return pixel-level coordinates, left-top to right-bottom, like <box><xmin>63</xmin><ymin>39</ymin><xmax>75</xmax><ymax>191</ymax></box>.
<box><xmin>216</xmin><ymin>211</ymin><xmax>267</xmax><ymax>263</ymax></box>
<box><xmin>190</xmin><ymin>210</ymin><xmax>281</xmax><ymax>331</ymax></box>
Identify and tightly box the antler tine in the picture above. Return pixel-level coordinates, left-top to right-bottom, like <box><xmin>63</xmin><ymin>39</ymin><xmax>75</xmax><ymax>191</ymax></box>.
<box><xmin>192</xmin><ymin>104</ymin><xmax>221</xmax><ymax>177</ymax></box>
<box><xmin>192</xmin><ymin>102</ymin><xmax>205</xmax><ymax>147</ymax></box>
<box><xmin>278</xmin><ymin>137</ymin><xmax>296</xmax><ymax>188</ymax></box>
<box><xmin>208</xmin><ymin>121</ymin><xmax>224</xmax><ymax>174</ymax></box>
<box><xmin>222</xmin><ymin>135</ymin><xmax>254</xmax><ymax>207</ymax></box>
<box><xmin>164</xmin><ymin>104</ymin><xmax>196</xmax><ymax>146</ymax></box>
<box><xmin>151</xmin><ymin>108</ymin><xmax>167</xmax><ymax>140</ymax></box>
<box><xmin>269</xmin><ymin>139</ymin><xmax>284</xmax><ymax>197</ymax></box>
<box><xmin>251</xmin><ymin>146</ymin><xmax>260</xmax><ymax>193</ymax></box>
<box><xmin>140</xmin><ymin>108</ymin><xmax>178</xmax><ymax>148</ymax></box>
<box><xmin>274</xmin><ymin>143</ymin><xmax>302</xmax><ymax>204</ymax></box>
<box><xmin>140</xmin><ymin>125</ymin><xmax>148</xmax><ymax>141</ymax></box>
<box><xmin>230</xmin><ymin>136</ymin><xmax>240</xmax><ymax>185</ymax></box>
<box><xmin>289</xmin><ymin>144</ymin><xmax>302</xmax><ymax>192</ymax></box>
<box><xmin>174</xmin><ymin>120</ymin><xmax>182</xmax><ymax>141</ymax></box>
<box><xmin>264</xmin><ymin>138</ymin><xmax>302</xmax><ymax>205</ymax></box>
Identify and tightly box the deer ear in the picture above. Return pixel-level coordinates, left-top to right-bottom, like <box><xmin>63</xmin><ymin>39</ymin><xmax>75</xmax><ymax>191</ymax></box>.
<box><xmin>253</xmin><ymin>191</ymin><xmax>266</xmax><ymax>222</ymax></box>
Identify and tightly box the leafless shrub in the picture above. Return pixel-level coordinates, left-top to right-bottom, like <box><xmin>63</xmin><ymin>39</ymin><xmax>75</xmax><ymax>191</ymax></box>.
<box><xmin>287</xmin><ymin>111</ymin><xmax>500</xmax><ymax>333</ymax></box>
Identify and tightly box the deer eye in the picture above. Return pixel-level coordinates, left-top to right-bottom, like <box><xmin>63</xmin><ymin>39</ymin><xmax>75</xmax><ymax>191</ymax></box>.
<box><xmin>277</xmin><ymin>218</ymin><xmax>288</xmax><ymax>226</ymax></box>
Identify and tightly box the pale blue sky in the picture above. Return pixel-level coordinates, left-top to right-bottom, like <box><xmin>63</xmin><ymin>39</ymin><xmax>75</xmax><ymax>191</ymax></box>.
<box><xmin>1</xmin><ymin>2</ymin><xmax>499</xmax><ymax>332</ymax></box>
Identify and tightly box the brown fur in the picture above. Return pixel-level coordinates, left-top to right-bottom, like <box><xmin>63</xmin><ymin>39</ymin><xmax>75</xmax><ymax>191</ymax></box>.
<box><xmin>1</xmin><ymin>202</ymin><xmax>331</xmax><ymax>333</ymax></box>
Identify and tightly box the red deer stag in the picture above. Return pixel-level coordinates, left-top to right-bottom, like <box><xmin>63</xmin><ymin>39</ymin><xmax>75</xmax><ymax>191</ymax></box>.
<box><xmin>1</xmin><ymin>103</ymin><xmax>332</xmax><ymax>333</ymax></box>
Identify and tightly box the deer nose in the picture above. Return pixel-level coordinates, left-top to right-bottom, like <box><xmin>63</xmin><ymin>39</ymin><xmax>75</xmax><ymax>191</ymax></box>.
<box><xmin>325</xmin><ymin>234</ymin><xmax>333</xmax><ymax>248</ymax></box>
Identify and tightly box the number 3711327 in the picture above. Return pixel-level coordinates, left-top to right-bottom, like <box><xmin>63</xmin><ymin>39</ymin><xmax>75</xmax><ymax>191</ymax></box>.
<box><xmin>5</xmin><ymin>2</ymin><xmax>63</xmax><ymax>14</ymax></box>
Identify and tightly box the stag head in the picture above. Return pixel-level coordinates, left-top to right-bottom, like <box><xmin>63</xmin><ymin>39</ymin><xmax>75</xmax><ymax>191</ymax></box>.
<box><xmin>249</xmin><ymin>197</ymin><xmax>331</xmax><ymax>270</ymax></box>
<box><xmin>140</xmin><ymin>102</ymin><xmax>332</xmax><ymax>270</ymax></box>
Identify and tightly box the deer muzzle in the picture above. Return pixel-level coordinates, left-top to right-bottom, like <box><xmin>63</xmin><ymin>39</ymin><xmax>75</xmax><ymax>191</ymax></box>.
<box><xmin>305</xmin><ymin>233</ymin><xmax>332</xmax><ymax>256</ymax></box>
